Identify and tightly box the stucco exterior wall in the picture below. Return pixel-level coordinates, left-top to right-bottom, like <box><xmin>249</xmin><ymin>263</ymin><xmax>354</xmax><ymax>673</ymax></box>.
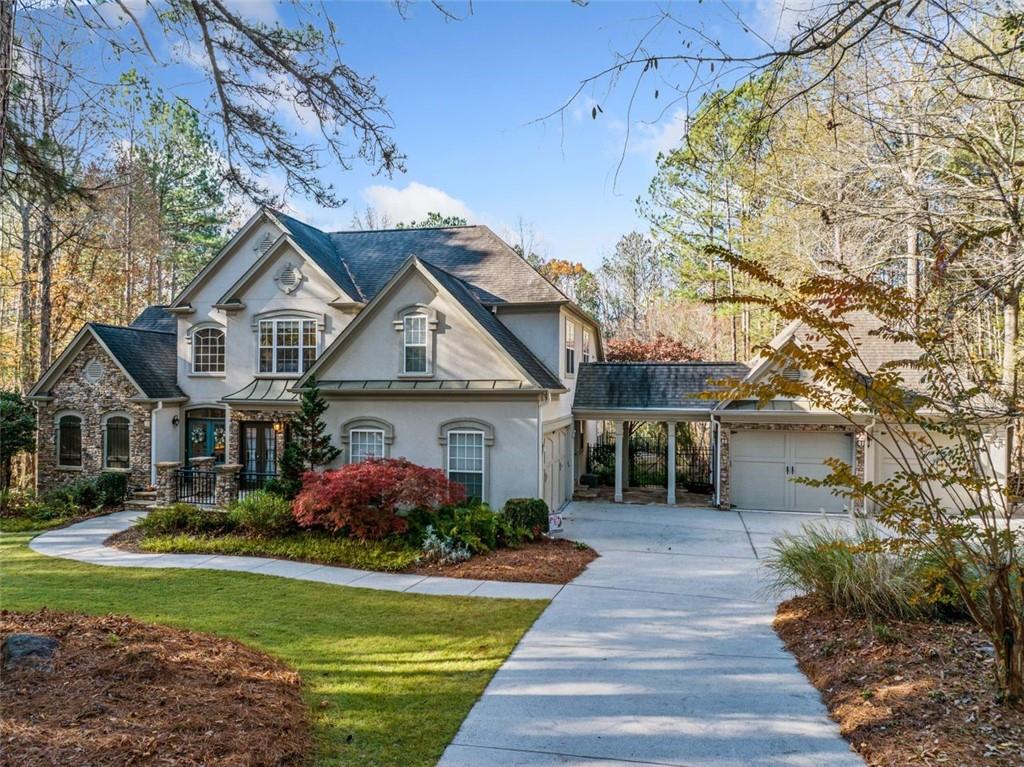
<box><xmin>178</xmin><ymin>240</ymin><xmax>356</xmax><ymax>404</ymax></box>
<box><xmin>322</xmin><ymin>397</ymin><xmax>542</xmax><ymax>508</ymax></box>
<box><xmin>315</xmin><ymin>270</ymin><xmax>525</xmax><ymax>382</ymax></box>
<box><xmin>35</xmin><ymin>338</ymin><xmax>152</xmax><ymax>491</ymax></box>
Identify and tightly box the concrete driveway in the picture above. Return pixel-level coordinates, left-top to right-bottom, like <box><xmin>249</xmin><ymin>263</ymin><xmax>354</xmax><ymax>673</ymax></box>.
<box><xmin>437</xmin><ymin>502</ymin><xmax>865</xmax><ymax>767</ymax></box>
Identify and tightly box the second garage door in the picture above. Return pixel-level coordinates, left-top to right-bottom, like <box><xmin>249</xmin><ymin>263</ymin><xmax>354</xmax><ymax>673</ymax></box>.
<box><xmin>730</xmin><ymin>430</ymin><xmax>852</xmax><ymax>513</ymax></box>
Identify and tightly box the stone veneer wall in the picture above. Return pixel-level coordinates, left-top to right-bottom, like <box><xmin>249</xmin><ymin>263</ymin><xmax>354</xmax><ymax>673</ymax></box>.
<box><xmin>718</xmin><ymin>421</ymin><xmax>866</xmax><ymax>514</ymax></box>
<box><xmin>36</xmin><ymin>337</ymin><xmax>153</xmax><ymax>491</ymax></box>
<box><xmin>229</xmin><ymin>408</ymin><xmax>294</xmax><ymax>468</ymax></box>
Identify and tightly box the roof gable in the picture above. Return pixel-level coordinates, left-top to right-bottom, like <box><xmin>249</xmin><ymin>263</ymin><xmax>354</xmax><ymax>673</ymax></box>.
<box><xmin>29</xmin><ymin>324</ymin><xmax>183</xmax><ymax>401</ymax></box>
<box><xmin>299</xmin><ymin>256</ymin><xmax>562</xmax><ymax>390</ymax></box>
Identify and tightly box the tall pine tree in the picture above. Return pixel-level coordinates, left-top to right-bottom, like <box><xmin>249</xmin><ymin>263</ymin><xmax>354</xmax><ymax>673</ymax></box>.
<box><xmin>273</xmin><ymin>378</ymin><xmax>340</xmax><ymax>498</ymax></box>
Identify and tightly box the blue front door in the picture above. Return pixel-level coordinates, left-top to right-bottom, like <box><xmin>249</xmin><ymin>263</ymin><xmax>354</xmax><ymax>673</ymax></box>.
<box><xmin>186</xmin><ymin>409</ymin><xmax>226</xmax><ymax>464</ymax></box>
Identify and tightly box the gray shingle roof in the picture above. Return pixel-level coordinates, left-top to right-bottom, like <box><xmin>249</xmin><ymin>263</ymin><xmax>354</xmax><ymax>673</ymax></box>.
<box><xmin>573</xmin><ymin>362</ymin><xmax>750</xmax><ymax>411</ymax></box>
<box><xmin>130</xmin><ymin>305</ymin><xmax>176</xmax><ymax>333</ymax></box>
<box><xmin>419</xmin><ymin>260</ymin><xmax>563</xmax><ymax>390</ymax></box>
<box><xmin>271</xmin><ymin>210</ymin><xmax>566</xmax><ymax>305</ymax></box>
<box><xmin>271</xmin><ymin>211</ymin><xmax>363</xmax><ymax>301</ymax></box>
<box><xmin>91</xmin><ymin>324</ymin><xmax>183</xmax><ymax>399</ymax></box>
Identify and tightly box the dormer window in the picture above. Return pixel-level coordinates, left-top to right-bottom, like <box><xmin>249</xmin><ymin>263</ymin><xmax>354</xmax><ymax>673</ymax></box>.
<box><xmin>259</xmin><ymin>318</ymin><xmax>317</xmax><ymax>375</ymax></box>
<box><xmin>403</xmin><ymin>314</ymin><xmax>428</xmax><ymax>374</ymax></box>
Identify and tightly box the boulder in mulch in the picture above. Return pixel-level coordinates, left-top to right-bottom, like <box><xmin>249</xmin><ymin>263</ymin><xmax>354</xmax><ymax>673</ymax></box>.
<box><xmin>2</xmin><ymin>633</ymin><xmax>58</xmax><ymax>672</ymax></box>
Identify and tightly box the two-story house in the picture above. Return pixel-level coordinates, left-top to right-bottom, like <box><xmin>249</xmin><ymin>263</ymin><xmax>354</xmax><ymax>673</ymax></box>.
<box><xmin>28</xmin><ymin>208</ymin><xmax>602</xmax><ymax>511</ymax></box>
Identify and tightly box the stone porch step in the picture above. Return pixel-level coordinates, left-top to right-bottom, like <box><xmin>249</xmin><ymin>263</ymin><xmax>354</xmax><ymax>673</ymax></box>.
<box><xmin>132</xmin><ymin>490</ymin><xmax>158</xmax><ymax>499</ymax></box>
<box><xmin>124</xmin><ymin>499</ymin><xmax>158</xmax><ymax>510</ymax></box>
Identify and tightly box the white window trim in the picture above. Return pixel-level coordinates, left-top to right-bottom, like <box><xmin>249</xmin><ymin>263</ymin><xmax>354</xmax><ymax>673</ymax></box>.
<box><xmin>438</xmin><ymin>419</ymin><xmax>494</xmax><ymax>503</ymax></box>
<box><xmin>392</xmin><ymin>304</ymin><xmax>439</xmax><ymax>378</ymax></box>
<box><xmin>101</xmin><ymin>412</ymin><xmax>132</xmax><ymax>470</ymax></box>
<box><xmin>187</xmin><ymin>323</ymin><xmax>226</xmax><ymax>377</ymax></box>
<box><xmin>256</xmin><ymin>316</ymin><xmax>319</xmax><ymax>378</ymax></box>
<box><xmin>348</xmin><ymin>428</ymin><xmax>386</xmax><ymax>464</ymax></box>
<box><xmin>402</xmin><ymin>314</ymin><xmax>429</xmax><ymax>375</ymax></box>
<box><xmin>340</xmin><ymin>417</ymin><xmax>395</xmax><ymax>463</ymax></box>
<box><xmin>55</xmin><ymin>410</ymin><xmax>84</xmax><ymax>470</ymax></box>
<box><xmin>565</xmin><ymin>319</ymin><xmax>577</xmax><ymax>377</ymax></box>
<box><xmin>582</xmin><ymin>329</ymin><xmax>592</xmax><ymax>364</ymax></box>
<box><xmin>446</xmin><ymin>429</ymin><xmax>485</xmax><ymax>501</ymax></box>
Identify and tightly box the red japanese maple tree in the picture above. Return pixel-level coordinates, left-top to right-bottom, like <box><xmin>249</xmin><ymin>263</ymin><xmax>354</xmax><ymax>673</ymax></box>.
<box><xmin>604</xmin><ymin>334</ymin><xmax>702</xmax><ymax>362</ymax></box>
<box><xmin>293</xmin><ymin>458</ymin><xmax>465</xmax><ymax>540</ymax></box>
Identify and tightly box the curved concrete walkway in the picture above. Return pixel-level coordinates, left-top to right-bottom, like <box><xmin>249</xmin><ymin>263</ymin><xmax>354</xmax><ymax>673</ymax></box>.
<box><xmin>437</xmin><ymin>502</ymin><xmax>865</xmax><ymax>767</ymax></box>
<box><xmin>29</xmin><ymin>510</ymin><xmax>562</xmax><ymax>600</ymax></box>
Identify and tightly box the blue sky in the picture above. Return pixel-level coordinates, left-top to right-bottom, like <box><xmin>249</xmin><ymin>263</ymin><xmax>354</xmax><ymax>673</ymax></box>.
<box><xmin>75</xmin><ymin>0</ymin><xmax>789</xmax><ymax>268</ymax></box>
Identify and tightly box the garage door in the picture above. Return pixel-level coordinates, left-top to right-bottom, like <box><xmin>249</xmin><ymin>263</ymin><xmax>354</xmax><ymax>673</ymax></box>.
<box><xmin>873</xmin><ymin>429</ymin><xmax>958</xmax><ymax>511</ymax></box>
<box><xmin>543</xmin><ymin>426</ymin><xmax>570</xmax><ymax>511</ymax></box>
<box><xmin>730</xmin><ymin>430</ymin><xmax>852</xmax><ymax>513</ymax></box>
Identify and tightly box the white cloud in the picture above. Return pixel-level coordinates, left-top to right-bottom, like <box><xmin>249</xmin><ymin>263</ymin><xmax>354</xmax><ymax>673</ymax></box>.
<box><xmin>632</xmin><ymin>108</ymin><xmax>688</xmax><ymax>159</ymax></box>
<box><xmin>752</xmin><ymin>0</ymin><xmax>826</xmax><ymax>45</ymax></box>
<box><xmin>361</xmin><ymin>182</ymin><xmax>474</xmax><ymax>225</ymax></box>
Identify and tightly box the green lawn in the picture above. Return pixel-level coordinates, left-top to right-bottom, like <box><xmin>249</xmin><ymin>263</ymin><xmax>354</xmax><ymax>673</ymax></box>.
<box><xmin>0</xmin><ymin>530</ymin><xmax>546</xmax><ymax>767</ymax></box>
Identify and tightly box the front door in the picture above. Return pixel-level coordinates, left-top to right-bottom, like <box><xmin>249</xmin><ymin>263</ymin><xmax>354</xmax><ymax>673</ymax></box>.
<box><xmin>241</xmin><ymin>422</ymin><xmax>278</xmax><ymax>477</ymax></box>
<box><xmin>186</xmin><ymin>408</ymin><xmax>226</xmax><ymax>464</ymax></box>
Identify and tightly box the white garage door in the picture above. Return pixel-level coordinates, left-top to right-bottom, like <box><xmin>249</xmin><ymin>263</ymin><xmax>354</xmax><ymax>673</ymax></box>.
<box><xmin>543</xmin><ymin>426</ymin><xmax>571</xmax><ymax>511</ymax></box>
<box><xmin>730</xmin><ymin>430</ymin><xmax>852</xmax><ymax>513</ymax></box>
<box><xmin>873</xmin><ymin>429</ymin><xmax>960</xmax><ymax>511</ymax></box>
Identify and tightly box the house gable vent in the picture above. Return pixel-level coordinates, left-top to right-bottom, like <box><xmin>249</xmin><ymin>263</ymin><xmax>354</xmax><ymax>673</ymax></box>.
<box><xmin>779</xmin><ymin>366</ymin><xmax>803</xmax><ymax>382</ymax></box>
<box><xmin>83</xmin><ymin>358</ymin><xmax>103</xmax><ymax>384</ymax></box>
<box><xmin>275</xmin><ymin>262</ymin><xmax>302</xmax><ymax>294</ymax></box>
<box><xmin>254</xmin><ymin>232</ymin><xmax>275</xmax><ymax>255</ymax></box>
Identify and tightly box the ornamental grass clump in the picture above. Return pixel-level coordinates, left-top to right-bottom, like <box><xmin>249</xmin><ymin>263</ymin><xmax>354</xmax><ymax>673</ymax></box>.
<box><xmin>293</xmin><ymin>458</ymin><xmax>465</xmax><ymax>540</ymax></box>
<box><xmin>766</xmin><ymin>523</ymin><xmax>930</xmax><ymax>620</ymax></box>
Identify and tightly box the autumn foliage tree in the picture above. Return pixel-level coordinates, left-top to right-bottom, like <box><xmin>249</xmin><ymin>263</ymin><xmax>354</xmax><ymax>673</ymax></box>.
<box><xmin>604</xmin><ymin>334</ymin><xmax>702</xmax><ymax>362</ymax></box>
<box><xmin>292</xmin><ymin>458</ymin><xmax>465</xmax><ymax>540</ymax></box>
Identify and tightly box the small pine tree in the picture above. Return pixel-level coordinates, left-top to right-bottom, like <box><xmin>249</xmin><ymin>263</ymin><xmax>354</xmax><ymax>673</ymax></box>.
<box><xmin>273</xmin><ymin>378</ymin><xmax>340</xmax><ymax>498</ymax></box>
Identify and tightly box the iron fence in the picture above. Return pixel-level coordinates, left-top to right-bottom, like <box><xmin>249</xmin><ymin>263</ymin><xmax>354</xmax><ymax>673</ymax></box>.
<box><xmin>175</xmin><ymin>468</ymin><xmax>217</xmax><ymax>506</ymax></box>
<box><xmin>585</xmin><ymin>431</ymin><xmax>714</xmax><ymax>493</ymax></box>
<box><xmin>239</xmin><ymin>471</ymin><xmax>277</xmax><ymax>499</ymax></box>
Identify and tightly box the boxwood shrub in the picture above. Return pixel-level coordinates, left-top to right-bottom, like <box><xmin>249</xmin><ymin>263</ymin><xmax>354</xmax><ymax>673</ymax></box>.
<box><xmin>502</xmin><ymin>498</ymin><xmax>549</xmax><ymax>539</ymax></box>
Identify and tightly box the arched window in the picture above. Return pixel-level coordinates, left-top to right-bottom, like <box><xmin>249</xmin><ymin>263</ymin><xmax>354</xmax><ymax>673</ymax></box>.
<box><xmin>341</xmin><ymin>418</ymin><xmax>394</xmax><ymax>464</ymax></box>
<box><xmin>56</xmin><ymin>414</ymin><xmax>82</xmax><ymax>467</ymax></box>
<box><xmin>103</xmin><ymin>415</ymin><xmax>130</xmax><ymax>469</ymax></box>
<box><xmin>438</xmin><ymin>419</ymin><xmax>495</xmax><ymax>503</ymax></box>
<box><xmin>192</xmin><ymin>327</ymin><xmax>225</xmax><ymax>374</ymax></box>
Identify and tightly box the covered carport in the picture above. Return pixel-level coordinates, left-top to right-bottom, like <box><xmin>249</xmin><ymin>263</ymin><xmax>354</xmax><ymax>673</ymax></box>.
<box><xmin>572</xmin><ymin>362</ymin><xmax>748</xmax><ymax>505</ymax></box>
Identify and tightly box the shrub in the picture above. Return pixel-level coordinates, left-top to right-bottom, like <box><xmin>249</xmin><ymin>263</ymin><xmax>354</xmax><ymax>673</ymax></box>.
<box><xmin>766</xmin><ymin>523</ymin><xmax>935</xmax><ymax>620</ymax></box>
<box><xmin>95</xmin><ymin>472</ymin><xmax>129</xmax><ymax>507</ymax></box>
<box><xmin>293</xmin><ymin>458</ymin><xmax>465</xmax><ymax>540</ymax></box>
<box><xmin>227</xmin><ymin>491</ymin><xmax>295</xmax><ymax>537</ymax></box>
<box><xmin>434</xmin><ymin>503</ymin><xmax>512</xmax><ymax>554</ymax></box>
<box><xmin>67</xmin><ymin>478</ymin><xmax>102</xmax><ymax>509</ymax></box>
<box><xmin>138</xmin><ymin>503</ymin><xmax>234</xmax><ymax>537</ymax></box>
<box><xmin>502</xmin><ymin>498</ymin><xmax>549</xmax><ymax>540</ymax></box>
<box><xmin>420</xmin><ymin>524</ymin><xmax>472</xmax><ymax>565</ymax></box>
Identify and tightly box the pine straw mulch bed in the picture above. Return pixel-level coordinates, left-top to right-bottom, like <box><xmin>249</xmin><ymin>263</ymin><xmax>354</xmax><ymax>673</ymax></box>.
<box><xmin>1</xmin><ymin>609</ymin><xmax>311</xmax><ymax>767</ymax></box>
<box><xmin>109</xmin><ymin>527</ymin><xmax>598</xmax><ymax>585</ymax></box>
<box><xmin>775</xmin><ymin>596</ymin><xmax>1024</xmax><ymax>767</ymax></box>
<box><xmin>408</xmin><ymin>537</ymin><xmax>597</xmax><ymax>583</ymax></box>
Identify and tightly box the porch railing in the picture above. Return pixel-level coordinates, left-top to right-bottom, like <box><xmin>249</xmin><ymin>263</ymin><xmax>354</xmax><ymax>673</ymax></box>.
<box><xmin>239</xmin><ymin>471</ymin><xmax>277</xmax><ymax>499</ymax></box>
<box><xmin>175</xmin><ymin>468</ymin><xmax>217</xmax><ymax>506</ymax></box>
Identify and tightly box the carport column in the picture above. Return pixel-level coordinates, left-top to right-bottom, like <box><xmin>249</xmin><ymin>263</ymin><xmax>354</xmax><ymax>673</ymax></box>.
<box><xmin>613</xmin><ymin>421</ymin><xmax>624</xmax><ymax>502</ymax></box>
<box><xmin>667</xmin><ymin>422</ymin><xmax>676</xmax><ymax>505</ymax></box>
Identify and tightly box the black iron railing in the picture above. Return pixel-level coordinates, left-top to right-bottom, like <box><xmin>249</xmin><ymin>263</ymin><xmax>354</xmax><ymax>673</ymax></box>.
<box><xmin>239</xmin><ymin>471</ymin><xmax>277</xmax><ymax>499</ymax></box>
<box><xmin>176</xmin><ymin>468</ymin><xmax>217</xmax><ymax>506</ymax></box>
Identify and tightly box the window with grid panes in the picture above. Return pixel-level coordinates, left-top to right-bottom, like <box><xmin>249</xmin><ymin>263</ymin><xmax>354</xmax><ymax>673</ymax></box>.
<box><xmin>403</xmin><ymin>314</ymin><xmax>428</xmax><ymax>373</ymax></box>
<box><xmin>447</xmin><ymin>430</ymin><xmax>484</xmax><ymax>501</ymax></box>
<box><xmin>349</xmin><ymin>429</ymin><xmax>385</xmax><ymax>463</ymax></box>
<box><xmin>192</xmin><ymin>328</ymin><xmax>225</xmax><ymax>373</ymax></box>
<box><xmin>258</xmin><ymin>318</ymin><xmax>317</xmax><ymax>374</ymax></box>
